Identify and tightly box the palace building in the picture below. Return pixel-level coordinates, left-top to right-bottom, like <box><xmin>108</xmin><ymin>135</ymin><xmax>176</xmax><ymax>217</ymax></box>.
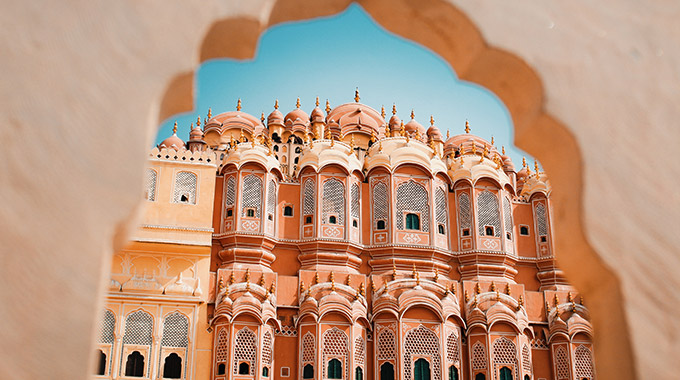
<box><xmin>96</xmin><ymin>92</ymin><xmax>595</xmax><ymax>380</ymax></box>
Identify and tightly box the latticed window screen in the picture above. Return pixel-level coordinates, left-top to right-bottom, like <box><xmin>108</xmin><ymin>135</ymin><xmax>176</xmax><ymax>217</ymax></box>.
<box><xmin>303</xmin><ymin>179</ymin><xmax>315</xmax><ymax>216</ymax></box>
<box><xmin>522</xmin><ymin>344</ymin><xmax>531</xmax><ymax>374</ymax></box>
<box><xmin>373</xmin><ymin>183</ymin><xmax>388</xmax><ymax>225</ymax></box>
<box><xmin>503</xmin><ymin>197</ymin><xmax>513</xmax><ymax>238</ymax></box>
<box><xmin>173</xmin><ymin>172</ymin><xmax>197</xmax><ymax>204</ymax></box>
<box><xmin>403</xmin><ymin>325</ymin><xmax>441</xmax><ymax>380</ymax></box>
<box><xmin>98</xmin><ymin>310</ymin><xmax>115</xmax><ymax>344</ymax></box>
<box><xmin>458</xmin><ymin>193</ymin><xmax>471</xmax><ymax>231</ymax></box>
<box><xmin>215</xmin><ymin>328</ymin><xmax>229</xmax><ymax>362</ymax></box>
<box><xmin>146</xmin><ymin>169</ymin><xmax>157</xmax><ymax>201</ymax></box>
<box><xmin>301</xmin><ymin>332</ymin><xmax>316</xmax><ymax>363</ymax></box>
<box><xmin>554</xmin><ymin>346</ymin><xmax>569</xmax><ymax>379</ymax></box>
<box><xmin>355</xmin><ymin>336</ymin><xmax>365</xmax><ymax>368</ymax></box>
<box><xmin>233</xmin><ymin>327</ymin><xmax>257</xmax><ymax>375</ymax></box>
<box><xmin>492</xmin><ymin>337</ymin><xmax>518</xmax><ymax>380</ymax></box>
<box><xmin>574</xmin><ymin>345</ymin><xmax>594</xmax><ymax>379</ymax></box>
<box><xmin>241</xmin><ymin>174</ymin><xmax>262</xmax><ymax>217</ymax></box>
<box><xmin>161</xmin><ymin>312</ymin><xmax>189</xmax><ymax>348</ymax></box>
<box><xmin>350</xmin><ymin>183</ymin><xmax>360</xmax><ymax>220</ymax></box>
<box><xmin>262</xmin><ymin>331</ymin><xmax>273</xmax><ymax>365</ymax></box>
<box><xmin>377</xmin><ymin>329</ymin><xmax>396</xmax><ymax>360</ymax></box>
<box><xmin>122</xmin><ymin>310</ymin><xmax>153</xmax><ymax>345</ymax></box>
<box><xmin>225</xmin><ymin>177</ymin><xmax>236</xmax><ymax>206</ymax></box>
<box><xmin>446</xmin><ymin>332</ymin><xmax>460</xmax><ymax>364</ymax></box>
<box><xmin>436</xmin><ymin>187</ymin><xmax>447</xmax><ymax>226</ymax></box>
<box><xmin>267</xmin><ymin>180</ymin><xmax>277</xmax><ymax>218</ymax></box>
<box><xmin>477</xmin><ymin>190</ymin><xmax>501</xmax><ymax>237</ymax></box>
<box><xmin>396</xmin><ymin>181</ymin><xmax>430</xmax><ymax>232</ymax></box>
<box><xmin>322</xmin><ymin>179</ymin><xmax>345</xmax><ymax>224</ymax></box>
<box><xmin>535</xmin><ymin>203</ymin><xmax>548</xmax><ymax>237</ymax></box>
<box><xmin>472</xmin><ymin>342</ymin><xmax>487</xmax><ymax>370</ymax></box>
<box><xmin>322</xmin><ymin>327</ymin><xmax>349</xmax><ymax>380</ymax></box>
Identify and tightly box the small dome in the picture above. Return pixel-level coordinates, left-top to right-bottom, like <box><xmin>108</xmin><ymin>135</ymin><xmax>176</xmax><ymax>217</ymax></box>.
<box><xmin>158</xmin><ymin>133</ymin><xmax>185</xmax><ymax>151</ymax></box>
<box><xmin>267</xmin><ymin>109</ymin><xmax>284</xmax><ymax>126</ymax></box>
<box><xmin>285</xmin><ymin>108</ymin><xmax>310</xmax><ymax>126</ymax></box>
<box><xmin>405</xmin><ymin>119</ymin><xmax>426</xmax><ymax>137</ymax></box>
<box><xmin>427</xmin><ymin>125</ymin><xmax>444</xmax><ymax>142</ymax></box>
<box><xmin>189</xmin><ymin>125</ymin><xmax>204</xmax><ymax>141</ymax></box>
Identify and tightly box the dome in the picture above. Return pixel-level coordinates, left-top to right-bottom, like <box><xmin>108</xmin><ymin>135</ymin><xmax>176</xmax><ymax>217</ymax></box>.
<box><xmin>268</xmin><ymin>109</ymin><xmax>284</xmax><ymax>126</ymax></box>
<box><xmin>427</xmin><ymin>124</ymin><xmax>444</xmax><ymax>142</ymax></box>
<box><xmin>326</xmin><ymin>103</ymin><xmax>382</xmax><ymax>138</ymax></box>
<box><xmin>158</xmin><ymin>123</ymin><xmax>185</xmax><ymax>150</ymax></box>
<box><xmin>311</xmin><ymin>98</ymin><xmax>325</xmax><ymax>122</ymax></box>
<box><xmin>189</xmin><ymin>125</ymin><xmax>204</xmax><ymax>141</ymax></box>
<box><xmin>404</xmin><ymin>111</ymin><xmax>426</xmax><ymax>138</ymax></box>
<box><xmin>284</xmin><ymin>99</ymin><xmax>310</xmax><ymax>127</ymax></box>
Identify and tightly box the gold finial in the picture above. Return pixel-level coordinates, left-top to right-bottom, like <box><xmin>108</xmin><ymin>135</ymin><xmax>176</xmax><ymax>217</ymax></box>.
<box><xmin>400</xmin><ymin>121</ymin><xmax>406</xmax><ymax>136</ymax></box>
<box><xmin>392</xmin><ymin>263</ymin><xmax>397</xmax><ymax>281</ymax></box>
<box><xmin>371</xmin><ymin>129</ymin><xmax>376</xmax><ymax>143</ymax></box>
<box><xmin>579</xmin><ymin>296</ymin><xmax>584</xmax><ymax>305</ymax></box>
<box><xmin>300</xmin><ymin>280</ymin><xmax>306</xmax><ymax>294</ymax></box>
<box><xmin>268</xmin><ymin>141</ymin><xmax>273</xmax><ymax>155</ymax></box>
<box><xmin>315</xmin><ymin>96</ymin><xmax>319</xmax><ymax>107</ymax></box>
<box><xmin>269</xmin><ymin>281</ymin><xmax>276</xmax><ymax>294</ymax></box>
<box><xmin>197</xmin><ymin>116</ymin><xmax>201</xmax><ymax>127</ymax></box>
<box><xmin>378</xmin><ymin>140</ymin><xmax>383</xmax><ymax>153</ymax></box>
<box><xmin>229</xmin><ymin>271</ymin><xmax>235</xmax><ymax>284</ymax></box>
<box><xmin>314</xmin><ymin>271</ymin><xmax>320</xmax><ymax>284</ymax></box>
<box><xmin>172</xmin><ymin>121</ymin><xmax>178</xmax><ymax>135</ymax></box>
<box><xmin>546</xmin><ymin>302</ymin><xmax>551</xmax><ymax>314</ymax></box>
<box><xmin>295</xmin><ymin>97</ymin><xmax>301</xmax><ymax>109</ymax></box>
<box><xmin>490</xmin><ymin>281</ymin><xmax>497</xmax><ymax>292</ymax></box>
<box><xmin>496</xmin><ymin>289</ymin><xmax>501</xmax><ymax>301</ymax></box>
<box><xmin>383</xmin><ymin>279</ymin><xmax>389</xmax><ymax>294</ymax></box>
<box><xmin>346</xmin><ymin>275</ymin><xmax>352</xmax><ymax>286</ymax></box>
<box><xmin>259</xmin><ymin>274</ymin><xmax>266</xmax><ymax>287</ymax></box>
<box><xmin>359</xmin><ymin>282</ymin><xmax>365</xmax><ymax>297</ymax></box>
<box><xmin>567</xmin><ymin>292</ymin><xmax>573</xmax><ymax>303</ymax></box>
<box><xmin>465</xmin><ymin>120</ymin><xmax>470</xmax><ymax>134</ymax></box>
<box><xmin>304</xmin><ymin>126</ymin><xmax>310</xmax><ymax>144</ymax></box>
<box><xmin>450</xmin><ymin>282</ymin><xmax>456</xmax><ymax>295</ymax></box>
<box><xmin>385</xmin><ymin>122</ymin><xmax>390</xmax><ymax>137</ymax></box>
<box><xmin>326</xmin><ymin>99</ymin><xmax>331</xmax><ymax>114</ymax></box>
<box><xmin>392</xmin><ymin>103</ymin><xmax>397</xmax><ymax>115</ymax></box>
<box><xmin>433</xmin><ymin>268</ymin><xmax>439</xmax><ymax>282</ymax></box>
<box><xmin>330</xmin><ymin>135</ymin><xmax>335</xmax><ymax>147</ymax></box>
<box><xmin>381</xmin><ymin>105</ymin><xmax>386</xmax><ymax>119</ymax></box>
<box><xmin>502</xmin><ymin>146</ymin><xmax>506</xmax><ymax>155</ymax></box>
<box><xmin>517</xmin><ymin>294</ymin><xmax>524</xmax><ymax>311</ymax></box>
<box><xmin>430</xmin><ymin>115</ymin><xmax>435</xmax><ymax>126</ymax></box>
<box><xmin>412</xmin><ymin>263</ymin><xmax>417</xmax><ymax>278</ymax></box>
<box><xmin>482</xmin><ymin>145</ymin><xmax>489</xmax><ymax>159</ymax></box>
<box><xmin>330</xmin><ymin>272</ymin><xmax>336</xmax><ymax>292</ymax></box>
<box><xmin>494</xmin><ymin>155</ymin><xmax>502</xmax><ymax>170</ymax></box>
<box><xmin>244</xmin><ymin>268</ymin><xmax>251</xmax><ymax>282</ymax></box>
<box><xmin>553</xmin><ymin>293</ymin><xmax>559</xmax><ymax>306</ymax></box>
<box><xmin>473</xmin><ymin>294</ymin><xmax>478</xmax><ymax>307</ymax></box>
<box><xmin>471</xmin><ymin>143</ymin><xmax>477</xmax><ymax>156</ymax></box>
<box><xmin>354</xmin><ymin>88</ymin><xmax>360</xmax><ymax>102</ymax></box>
<box><xmin>207</xmin><ymin>108</ymin><xmax>212</xmax><ymax>120</ymax></box>
<box><xmin>522</xmin><ymin>157</ymin><xmax>527</xmax><ymax>168</ymax></box>
<box><xmin>464</xmin><ymin>289</ymin><xmax>470</xmax><ymax>303</ymax></box>
<box><xmin>410</xmin><ymin>109</ymin><xmax>415</xmax><ymax>119</ymax></box>
<box><xmin>349</xmin><ymin>134</ymin><xmax>355</xmax><ymax>151</ymax></box>
<box><xmin>475</xmin><ymin>282</ymin><xmax>481</xmax><ymax>294</ymax></box>
<box><xmin>371</xmin><ymin>278</ymin><xmax>377</xmax><ymax>293</ymax></box>
<box><xmin>309</xmin><ymin>138</ymin><xmax>314</xmax><ymax>149</ymax></box>
<box><xmin>415</xmin><ymin>129</ymin><xmax>421</xmax><ymax>141</ymax></box>
<box><xmin>274</xmin><ymin>99</ymin><xmax>279</xmax><ymax>109</ymax></box>
<box><xmin>415</xmin><ymin>270</ymin><xmax>420</xmax><ymax>286</ymax></box>
<box><xmin>491</xmin><ymin>136</ymin><xmax>495</xmax><ymax>145</ymax></box>
<box><xmin>218</xmin><ymin>277</ymin><xmax>225</xmax><ymax>293</ymax></box>
<box><xmin>260</xmin><ymin>112</ymin><xmax>265</xmax><ymax>124</ymax></box>
<box><xmin>505</xmin><ymin>283</ymin><xmax>511</xmax><ymax>295</ymax></box>
<box><xmin>446</xmin><ymin>130</ymin><xmax>450</xmax><ymax>139</ymax></box>
<box><xmin>240</xmin><ymin>128</ymin><xmax>245</xmax><ymax>143</ymax></box>
<box><xmin>534</xmin><ymin>160</ymin><xmax>540</xmax><ymax>174</ymax></box>
<box><xmin>326</xmin><ymin>128</ymin><xmax>332</xmax><ymax>140</ymax></box>
<box><xmin>236</xmin><ymin>98</ymin><xmax>242</xmax><ymax>111</ymax></box>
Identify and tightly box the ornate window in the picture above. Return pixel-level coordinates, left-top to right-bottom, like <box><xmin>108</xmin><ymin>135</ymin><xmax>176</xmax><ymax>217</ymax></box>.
<box><xmin>241</xmin><ymin>174</ymin><xmax>262</xmax><ymax>217</ymax></box>
<box><xmin>303</xmin><ymin>178</ymin><xmax>315</xmax><ymax>222</ymax></box>
<box><xmin>161</xmin><ymin>312</ymin><xmax>189</xmax><ymax>348</ymax></box>
<box><xmin>499</xmin><ymin>367</ymin><xmax>512</xmax><ymax>380</ymax></box>
<box><xmin>535</xmin><ymin>203</ymin><xmax>548</xmax><ymax>241</ymax></box>
<box><xmin>355</xmin><ymin>366</ymin><xmax>364</xmax><ymax>380</ymax></box>
<box><xmin>233</xmin><ymin>327</ymin><xmax>257</xmax><ymax>375</ymax></box>
<box><xmin>122</xmin><ymin>310</ymin><xmax>153</xmax><ymax>345</ymax></box>
<box><xmin>373</xmin><ymin>182</ymin><xmax>388</xmax><ymax>229</ymax></box>
<box><xmin>225</xmin><ymin>176</ymin><xmax>236</xmax><ymax>207</ymax></box>
<box><xmin>377</xmin><ymin>329</ymin><xmax>396</xmax><ymax>361</ymax></box>
<box><xmin>173</xmin><ymin>172</ymin><xmax>197</xmax><ymax>204</ymax></box>
<box><xmin>262</xmin><ymin>331</ymin><xmax>273</xmax><ymax>366</ymax></box>
<box><xmin>322</xmin><ymin>327</ymin><xmax>349</xmax><ymax>380</ymax></box>
<box><xmin>492</xmin><ymin>337</ymin><xmax>518</xmax><ymax>380</ymax></box>
<box><xmin>521</xmin><ymin>344</ymin><xmax>531</xmax><ymax>375</ymax></box>
<box><xmin>436</xmin><ymin>187</ymin><xmax>447</xmax><ymax>234</ymax></box>
<box><xmin>98</xmin><ymin>310</ymin><xmax>115</xmax><ymax>344</ymax></box>
<box><xmin>405</xmin><ymin>213</ymin><xmax>420</xmax><ymax>230</ymax></box>
<box><xmin>351</xmin><ymin>183</ymin><xmax>360</xmax><ymax>221</ymax></box>
<box><xmin>574</xmin><ymin>345</ymin><xmax>594</xmax><ymax>379</ymax></box>
<box><xmin>267</xmin><ymin>180</ymin><xmax>277</xmax><ymax>222</ymax></box>
<box><xmin>414</xmin><ymin>358</ymin><xmax>431</xmax><ymax>380</ymax></box>
<box><xmin>283</xmin><ymin>205</ymin><xmax>293</xmax><ymax>216</ymax></box>
<box><xmin>355</xmin><ymin>336</ymin><xmax>365</xmax><ymax>369</ymax></box>
<box><xmin>396</xmin><ymin>180</ymin><xmax>430</xmax><ymax>232</ymax></box>
<box><xmin>303</xmin><ymin>364</ymin><xmax>314</xmax><ymax>379</ymax></box>
<box><xmin>125</xmin><ymin>351</ymin><xmax>145</xmax><ymax>377</ymax></box>
<box><xmin>328</xmin><ymin>358</ymin><xmax>342</xmax><ymax>379</ymax></box>
<box><xmin>554</xmin><ymin>346</ymin><xmax>569</xmax><ymax>380</ymax></box>
<box><xmin>96</xmin><ymin>350</ymin><xmax>106</xmax><ymax>376</ymax></box>
<box><xmin>162</xmin><ymin>353</ymin><xmax>182</xmax><ymax>379</ymax></box>
<box><xmin>471</xmin><ymin>342</ymin><xmax>487</xmax><ymax>370</ymax></box>
<box><xmin>503</xmin><ymin>196</ymin><xmax>513</xmax><ymax>240</ymax></box>
<box><xmin>477</xmin><ymin>190</ymin><xmax>501</xmax><ymax>237</ymax></box>
<box><xmin>457</xmin><ymin>192</ymin><xmax>471</xmax><ymax>235</ymax></box>
<box><xmin>403</xmin><ymin>325</ymin><xmax>441</xmax><ymax>380</ymax></box>
<box><xmin>322</xmin><ymin>178</ymin><xmax>345</xmax><ymax>225</ymax></box>
<box><xmin>145</xmin><ymin>169</ymin><xmax>157</xmax><ymax>201</ymax></box>
<box><xmin>381</xmin><ymin>363</ymin><xmax>395</xmax><ymax>380</ymax></box>
<box><xmin>448</xmin><ymin>365</ymin><xmax>459</xmax><ymax>380</ymax></box>
<box><xmin>446</xmin><ymin>332</ymin><xmax>460</xmax><ymax>365</ymax></box>
<box><xmin>301</xmin><ymin>332</ymin><xmax>315</xmax><ymax>378</ymax></box>
<box><xmin>215</xmin><ymin>328</ymin><xmax>229</xmax><ymax>368</ymax></box>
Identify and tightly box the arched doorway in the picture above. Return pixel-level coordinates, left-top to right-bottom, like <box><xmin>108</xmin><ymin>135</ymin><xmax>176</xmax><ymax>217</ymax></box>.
<box><xmin>380</xmin><ymin>362</ymin><xmax>395</xmax><ymax>380</ymax></box>
<box><xmin>414</xmin><ymin>358</ymin><xmax>431</xmax><ymax>380</ymax></box>
<box><xmin>163</xmin><ymin>353</ymin><xmax>182</xmax><ymax>379</ymax></box>
<box><xmin>124</xmin><ymin>351</ymin><xmax>144</xmax><ymax>377</ymax></box>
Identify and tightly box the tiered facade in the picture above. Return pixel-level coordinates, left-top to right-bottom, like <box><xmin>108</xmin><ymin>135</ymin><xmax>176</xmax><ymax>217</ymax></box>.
<box><xmin>96</xmin><ymin>93</ymin><xmax>596</xmax><ymax>380</ymax></box>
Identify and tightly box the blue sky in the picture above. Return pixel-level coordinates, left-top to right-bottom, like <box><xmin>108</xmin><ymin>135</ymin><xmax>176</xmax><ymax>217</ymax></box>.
<box><xmin>157</xmin><ymin>3</ymin><xmax>530</xmax><ymax>167</ymax></box>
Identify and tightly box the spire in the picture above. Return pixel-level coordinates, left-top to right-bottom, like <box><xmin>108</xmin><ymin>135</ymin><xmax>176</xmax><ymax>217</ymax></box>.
<box><xmin>236</xmin><ymin>98</ymin><xmax>242</xmax><ymax>111</ymax></box>
<box><xmin>534</xmin><ymin>160</ymin><xmax>540</xmax><ymax>174</ymax></box>
<box><xmin>315</xmin><ymin>96</ymin><xmax>320</xmax><ymax>107</ymax></box>
<box><xmin>172</xmin><ymin>121</ymin><xmax>177</xmax><ymax>135</ymax></box>
<box><xmin>330</xmin><ymin>271</ymin><xmax>336</xmax><ymax>291</ymax></box>
<box><xmin>465</xmin><ymin>119</ymin><xmax>470</xmax><ymax>133</ymax></box>
<box><xmin>392</xmin><ymin>103</ymin><xmax>397</xmax><ymax>115</ymax></box>
<box><xmin>260</xmin><ymin>112</ymin><xmax>265</xmax><ymax>124</ymax></box>
<box><xmin>522</xmin><ymin>157</ymin><xmax>527</xmax><ymax>168</ymax></box>
<box><xmin>400</xmin><ymin>121</ymin><xmax>405</xmax><ymax>136</ymax></box>
<box><xmin>274</xmin><ymin>99</ymin><xmax>279</xmax><ymax>109</ymax></box>
<box><xmin>430</xmin><ymin>115</ymin><xmax>435</xmax><ymax>126</ymax></box>
<box><xmin>196</xmin><ymin>116</ymin><xmax>201</xmax><ymax>128</ymax></box>
<box><xmin>446</xmin><ymin>130</ymin><xmax>450</xmax><ymax>139</ymax></box>
<box><xmin>410</xmin><ymin>109</ymin><xmax>415</xmax><ymax>120</ymax></box>
<box><xmin>505</xmin><ymin>283</ymin><xmax>511</xmax><ymax>295</ymax></box>
<box><xmin>412</xmin><ymin>263</ymin><xmax>417</xmax><ymax>279</ymax></box>
<box><xmin>207</xmin><ymin>108</ymin><xmax>212</xmax><ymax>120</ymax></box>
<box><xmin>502</xmin><ymin>146</ymin><xmax>506</xmax><ymax>155</ymax></box>
<box><xmin>434</xmin><ymin>268</ymin><xmax>439</xmax><ymax>282</ymax></box>
<box><xmin>296</xmin><ymin>97</ymin><xmax>301</xmax><ymax>109</ymax></box>
<box><xmin>326</xmin><ymin>99</ymin><xmax>331</xmax><ymax>114</ymax></box>
<box><xmin>300</xmin><ymin>280</ymin><xmax>305</xmax><ymax>294</ymax></box>
<box><xmin>354</xmin><ymin>87</ymin><xmax>360</xmax><ymax>103</ymax></box>
<box><xmin>381</xmin><ymin>105</ymin><xmax>386</xmax><ymax>120</ymax></box>
<box><xmin>392</xmin><ymin>263</ymin><xmax>397</xmax><ymax>281</ymax></box>
<box><xmin>491</xmin><ymin>136</ymin><xmax>495</xmax><ymax>145</ymax></box>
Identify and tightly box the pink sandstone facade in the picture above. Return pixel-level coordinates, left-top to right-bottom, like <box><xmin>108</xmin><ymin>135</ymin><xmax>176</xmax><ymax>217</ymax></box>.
<box><xmin>98</xmin><ymin>93</ymin><xmax>595</xmax><ymax>380</ymax></box>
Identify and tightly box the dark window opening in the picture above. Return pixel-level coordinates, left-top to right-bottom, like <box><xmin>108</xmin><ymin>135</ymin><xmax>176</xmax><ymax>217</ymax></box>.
<box><xmin>524</xmin><ymin>375</ymin><xmax>530</xmax><ymax>380</ymax></box>
<box><xmin>414</xmin><ymin>358</ymin><xmax>431</xmax><ymax>380</ymax></box>
<box><xmin>355</xmin><ymin>366</ymin><xmax>363</xmax><ymax>380</ymax></box>
<box><xmin>262</xmin><ymin>367</ymin><xmax>269</xmax><ymax>377</ymax></box>
<box><xmin>272</xmin><ymin>133</ymin><xmax>282</xmax><ymax>143</ymax></box>
<box><xmin>180</xmin><ymin>194</ymin><xmax>189</xmax><ymax>203</ymax></box>
<box><xmin>268</xmin><ymin>214</ymin><xmax>273</xmax><ymax>221</ymax></box>
<box><xmin>506</xmin><ymin>232</ymin><xmax>512</xmax><ymax>240</ymax></box>
<box><xmin>328</xmin><ymin>359</ymin><xmax>342</xmax><ymax>379</ymax></box>
<box><xmin>303</xmin><ymin>364</ymin><xmax>314</xmax><ymax>379</ymax></box>
<box><xmin>448</xmin><ymin>365</ymin><xmax>458</xmax><ymax>380</ymax></box>
<box><xmin>95</xmin><ymin>350</ymin><xmax>106</xmax><ymax>376</ymax></box>
<box><xmin>540</xmin><ymin>235</ymin><xmax>547</xmax><ymax>242</ymax></box>
<box><xmin>353</xmin><ymin>219</ymin><xmax>358</xmax><ymax>228</ymax></box>
<box><xmin>462</xmin><ymin>228</ymin><xmax>470</xmax><ymax>236</ymax></box>
<box><xmin>520</xmin><ymin>225</ymin><xmax>529</xmax><ymax>235</ymax></box>
<box><xmin>499</xmin><ymin>367</ymin><xmax>512</xmax><ymax>380</ymax></box>
<box><xmin>295</xmin><ymin>147</ymin><xmax>302</xmax><ymax>153</ymax></box>
<box><xmin>475</xmin><ymin>374</ymin><xmax>486</xmax><ymax>380</ymax></box>
<box><xmin>124</xmin><ymin>351</ymin><xmax>144</xmax><ymax>377</ymax></box>
<box><xmin>217</xmin><ymin>363</ymin><xmax>225</xmax><ymax>375</ymax></box>
<box><xmin>376</xmin><ymin>220</ymin><xmax>386</xmax><ymax>230</ymax></box>
<box><xmin>329</xmin><ymin>215</ymin><xmax>337</xmax><ymax>224</ymax></box>
<box><xmin>246</xmin><ymin>208</ymin><xmax>255</xmax><ymax>217</ymax></box>
<box><xmin>438</xmin><ymin>224</ymin><xmax>445</xmax><ymax>234</ymax></box>
<box><xmin>305</xmin><ymin>215</ymin><xmax>312</xmax><ymax>224</ymax></box>
<box><xmin>273</xmin><ymin>145</ymin><xmax>279</xmax><ymax>152</ymax></box>
<box><xmin>294</xmin><ymin>157</ymin><xmax>299</xmax><ymax>164</ymax></box>
<box><xmin>226</xmin><ymin>208</ymin><xmax>233</xmax><ymax>217</ymax></box>
<box><xmin>163</xmin><ymin>353</ymin><xmax>182</xmax><ymax>379</ymax></box>
<box><xmin>283</xmin><ymin>205</ymin><xmax>293</xmax><ymax>216</ymax></box>
<box><xmin>238</xmin><ymin>362</ymin><xmax>250</xmax><ymax>375</ymax></box>
<box><xmin>485</xmin><ymin>226</ymin><xmax>494</xmax><ymax>236</ymax></box>
<box><xmin>380</xmin><ymin>362</ymin><xmax>395</xmax><ymax>380</ymax></box>
<box><xmin>405</xmin><ymin>213</ymin><xmax>420</xmax><ymax>230</ymax></box>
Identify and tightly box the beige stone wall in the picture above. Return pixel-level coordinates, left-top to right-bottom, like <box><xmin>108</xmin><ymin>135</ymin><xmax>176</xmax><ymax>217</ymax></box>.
<box><xmin>1</xmin><ymin>0</ymin><xmax>678</xmax><ymax>379</ymax></box>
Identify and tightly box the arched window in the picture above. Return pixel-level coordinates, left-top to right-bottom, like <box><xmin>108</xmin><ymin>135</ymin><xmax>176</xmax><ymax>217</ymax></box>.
<box><xmin>499</xmin><ymin>367</ymin><xmax>513</xmax><ymax>380</ymax></box>
<box><xmin>329</xmin><ymin>215</ymin><xmax>337</xmax><ymax>224</ymax></box>
<box><xmin>328</xmin><ymin>358</ymin><xmax>342</xmax><ymax>379</ymax></box>
<box><xmin>535</xmin><ymin>202</ymin><xmax>548</xmax><ymax>242</ymax></box>
<box><xmin>376</xmin><ymin>220</ymin><xmax>386</xmax><ymax>230</ymax></box>
<box><xmin>438</xmin><ymin>224</ymin><xmax>445</xmax><ymax>234</ymax></box>
<box><xmin>95</xmin><ymin>350</ymin><xmax>106</xmax><ymax>376</ymax></box>
<box><xmin>373</xmin><ymin>182</ymin><xmax>388</xmax><ymax>230</ymax></box>
<box><xmin>524</xmin><ymin>376</ymin><xmax>530</xmax><ymax>380</ymax></box>
<box><xmin>217</xmin><ymin>363</ymin><xmax>225</xmax><ymax>375</ymax></box>
<box><xmin>239</xmin><ymin>362</ymin><xmax>250</xmax><ymax>375</ymax></box>
<box><xmin>163</xmin><ymin>353</ymin><xmax>182</xmax><ymax>379</ymax></box>
<box><xmin>380</xmin><ymin>362</ymin><xmax>395</xmax><ymax>380</ymax></box>
<box><xmin>262</xmin><ymin>367</ymin><xmax>269</xmax><ymax>377</ymax></box>
<box><xmin>405</xmin><ymin>213</ymin><xmax>420</xmax><ymax>230</ymax></box>
<box><xmin>414</xmin><ymin>358</ymin><xmax>431</xmax><ymax>380</ymax></box>
<box><xmin>124</xmin><ymin>351</ymin><xmax>144</xmax><ymax>377</ymax></box>
<box><xmin>520</xmin><ymin>225</ymin><xmax>529</xmax><ymax>235</ymax></box>
<box><xmin>475</xmin><ymin>374</ymin><xmax>486</xmax><ymax>380</ymax></box>
<box><xmin>145</xmin><ymin>169</ymin><xmax>157</xmax><ymax>201</ymax></box>
<box><xmin>303</xmin><ymin>178</ymin><xmax>315</xmax><ymax>222</ymax></box>
<box><xmin>161</xmin><ymin>312</ymin><xmax>189</xmax><ymax>348</ymax></box>
<box><xmin>396</xmin><ymin>180</ymin><xmax>429</xmax><ymax>232</ymax></box>
<box><xmin>458</xmin><ymin>192</ymin><xmax>471</xmax><ymax>235</ymax></box>
<box><xmin>283</xmin><ymin>205</ymin><xmax>293</xmax><ymax>216</ymax></box>
<box><xmin>303</xmin><ymin>364</ymin><xmax>314</xmax><ymax>379</ymax></box>
<box><xmin>477</xmin><ymin>190</ymin><xmax>500</xmax><ymax>237</ymax></box>
<box><xmin>435</xmin><ymin>187</ymin><xmax>447</xmax><ymax>234</ymax></box>
<box><xmin>350</xmin><ymin>183</ymin><xmax>360</xmax><ymax>221</ymax></box>
<box><xmin>246</xmin><ymin>208</ymin><xmax>255</xmax><ymax>217</ymax></box>
<box><xmin>503</xmin><ymin>196</ymin><xmax>513</xmax><ymax>240</ymax></box>
<box><xmin>173</xmin><ymin>171</ymin><xmax>197</xmax><ymax>204</ymax></box>
<box><xmin>355</xmin><ymin>366</ymin><xmax>363</xmax><ymax>380</ymax></box>
<box><xmin>241</xmin><ymin>174</ymin><xmax>262</xmax><ymax>217</ymax></box>
<box><xmin>448</xmin><ymin>365</ymin><xmax>458</xmax><ymax>380</ymax></box>
<box><xmin>322</xmin><ymin>178</ymin><xmax>345</xmax><ymax>225</ymax></box>
<box><xmin>266</xmin><ymin>180</ymin><xmax>277</xmax><ymax>223</ymax></box>
<box><xmin>273</xmin><ymin>145</ymin><xmax>279</xmax><ymax>152</ymax></box>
